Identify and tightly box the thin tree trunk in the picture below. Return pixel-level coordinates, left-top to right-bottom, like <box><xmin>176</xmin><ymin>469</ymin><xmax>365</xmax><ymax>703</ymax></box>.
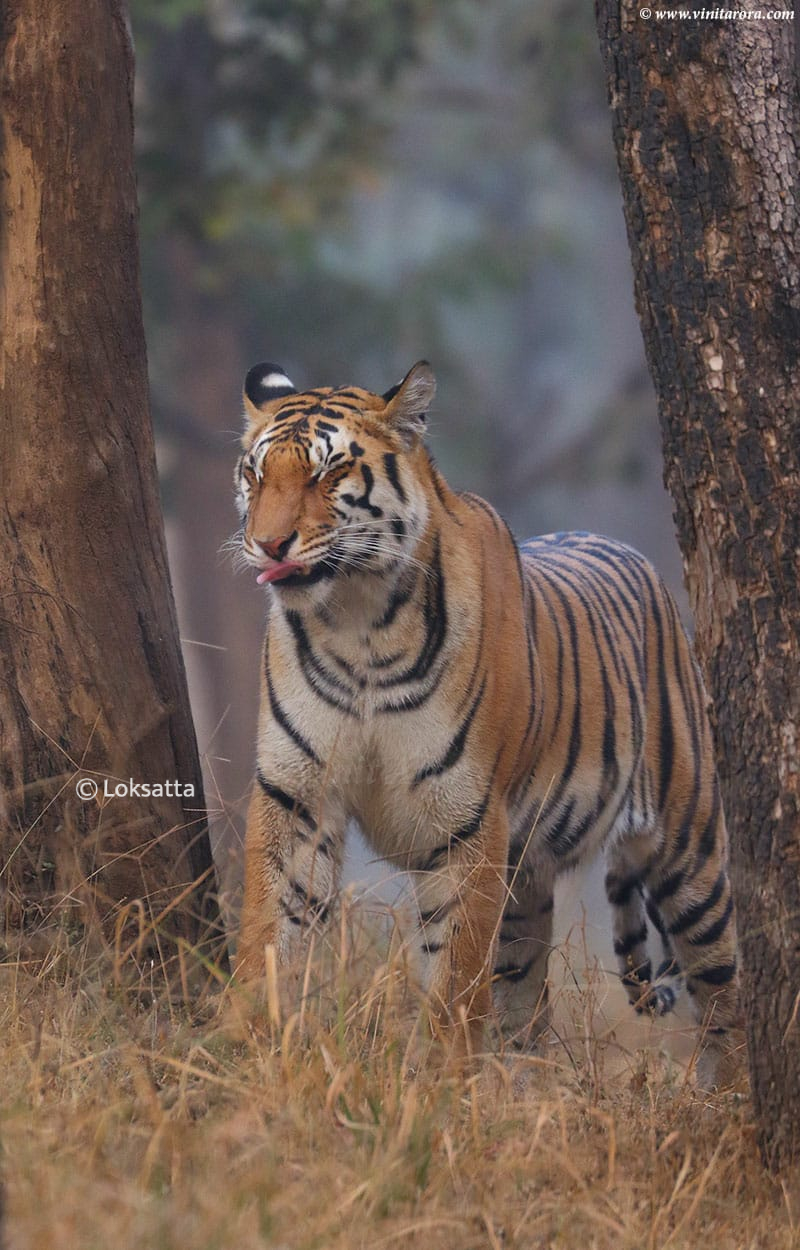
<box><xmin>595</xmin><ymin>0</ymin><xmax>800</xmax><ymax>1168</ymax></box>
<box><xmin>0</xmin><ymin>1</ymin><xmax>225</xmax><ymax>971</ymax></box>
<box><xmin>158</xmin><ymin>236</ymin><xmax>262</xmax><ymax>892</ymax></box>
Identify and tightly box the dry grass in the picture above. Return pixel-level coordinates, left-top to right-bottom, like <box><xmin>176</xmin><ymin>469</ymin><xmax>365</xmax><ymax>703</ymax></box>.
<box><xmin>1</xmin><ymin>895</ymin><xmax>796</xmax><ymax>1250</ymax></box>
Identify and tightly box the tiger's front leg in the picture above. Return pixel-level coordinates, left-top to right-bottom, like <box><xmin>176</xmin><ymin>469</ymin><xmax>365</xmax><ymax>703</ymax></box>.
<box><xmin>236</xmin><ymin>770</ymin><xmax>343</xmax><ymax>980</ymax></box>
<box><xmin>412</xmin><ymin>803</ymin><xmax>508</xmax><ymax>1061</ymax></box>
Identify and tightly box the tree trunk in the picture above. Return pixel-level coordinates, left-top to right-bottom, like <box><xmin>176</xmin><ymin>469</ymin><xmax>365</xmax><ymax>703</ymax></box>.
<box><xmin>595</xmin><ymin>1</ymin><xmax>800</xmax><ymax>1168</ymax></box>
<box><xmin>157</xmin><ymin>235</ymin><xmax>262</xmax><ymax>901</ymax></box>
<box><xmin>0</xmin><ymin>1</ymin><xmax>225</xmax><ymax>973</ymax></box>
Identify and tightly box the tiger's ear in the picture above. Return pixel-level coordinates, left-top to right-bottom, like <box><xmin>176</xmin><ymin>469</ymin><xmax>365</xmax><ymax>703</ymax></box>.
<box><xmin>242</xmin><ymin>362</ymin><xmax>297</xmax><ymax>438</ymax></box>
<box><xmin>382</xmin><ymin>361</ymin><xmax>436</xmax><ymax>446</ymax></box>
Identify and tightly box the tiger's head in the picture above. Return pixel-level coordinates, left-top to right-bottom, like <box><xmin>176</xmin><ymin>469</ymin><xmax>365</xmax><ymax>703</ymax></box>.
<box><xmin>234</xmin><ymin>361</ymin><xmax>436</xmax><ymax>594</ymax></box>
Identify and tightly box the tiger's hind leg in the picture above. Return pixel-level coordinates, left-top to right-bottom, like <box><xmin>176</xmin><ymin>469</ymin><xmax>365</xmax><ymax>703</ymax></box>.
<box><xmin>605</xmin><ymin>838</ymin><xmax>682</xmax><ymax>1017</ymax></box>
<box><xmin>492</xmin><ymin>855</ymin><xmax>555</xmax><ymax>1049</ymax></box>
<box><xmin>644</xmin><ymin>794</ymin><xmax>741</xmax><ymax>1088</ymax></box>
<box><xmin>641</xmin><ymin>881</ymin><xmax>684</xmax><ymax>1014</ymax></box>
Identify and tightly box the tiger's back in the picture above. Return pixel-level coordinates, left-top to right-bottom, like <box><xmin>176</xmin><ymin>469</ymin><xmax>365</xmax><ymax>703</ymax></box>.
<box><xmin>233</xmin><ymin>360</ymin><xmax>739</xmax><ymax>1085</ymax></box>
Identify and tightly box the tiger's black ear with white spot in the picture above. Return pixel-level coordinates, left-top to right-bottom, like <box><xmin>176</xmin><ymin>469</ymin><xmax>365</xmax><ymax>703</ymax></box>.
<box><xmin>243</xmin><ymin>362</ymin><xmax>297</xmax><ymax>427</ymax></box>
<box><xmin>382</xmin><ymin>360</ymin><xmax>436</xmax><ymax>446</ymax></box>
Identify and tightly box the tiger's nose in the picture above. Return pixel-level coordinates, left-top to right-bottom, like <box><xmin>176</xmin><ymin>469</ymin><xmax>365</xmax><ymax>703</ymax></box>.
<box><xmin>257</xmin><ymin>534</ymin><xmax>293</xmax><ymax>560</ymax></box>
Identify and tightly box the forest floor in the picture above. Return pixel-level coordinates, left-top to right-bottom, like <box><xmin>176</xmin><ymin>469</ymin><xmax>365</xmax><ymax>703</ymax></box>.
<box><xmin>1</xmin><ymin>896</ymin><xmax>797</xmax><ymax>1250</ymax></box>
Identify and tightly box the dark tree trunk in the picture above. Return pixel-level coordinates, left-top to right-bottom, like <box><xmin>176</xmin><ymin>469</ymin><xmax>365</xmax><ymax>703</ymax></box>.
<box><xmin>595</xmin><ymin>1</ymin><xmax>800</xmax><ymax>1168</ymax></box>
<box><xmin>0</xmin><ymin>1</ymin><xmax>225</xmax><ymax>973</ymax></box>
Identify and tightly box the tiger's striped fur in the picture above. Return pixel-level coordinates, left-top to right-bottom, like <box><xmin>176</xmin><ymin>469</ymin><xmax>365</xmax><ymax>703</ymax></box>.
<box><xmin>233</xmin><ymin>360</ymin><xmax>739</xmax><ymax>1085</ymax></box>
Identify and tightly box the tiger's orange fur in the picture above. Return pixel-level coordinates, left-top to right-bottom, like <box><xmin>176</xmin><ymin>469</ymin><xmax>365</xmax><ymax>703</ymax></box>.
<box><xmin>232</xmin><ymin>360</ymin><xmax>739</xmax><ymax>1085</ymax></box>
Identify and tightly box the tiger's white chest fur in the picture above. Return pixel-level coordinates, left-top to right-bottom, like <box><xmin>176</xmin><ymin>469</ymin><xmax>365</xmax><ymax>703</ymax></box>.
<box><xmin>260</xmin><ymin>583</ymin><xmax>483</xmax><ymax>868</ymax></box>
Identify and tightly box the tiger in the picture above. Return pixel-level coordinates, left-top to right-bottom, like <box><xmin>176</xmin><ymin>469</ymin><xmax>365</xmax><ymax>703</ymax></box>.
<box><xmin>232</xmin><ymin>358</ymin><xmax>740</xmax><ymax>1086</ymax></box>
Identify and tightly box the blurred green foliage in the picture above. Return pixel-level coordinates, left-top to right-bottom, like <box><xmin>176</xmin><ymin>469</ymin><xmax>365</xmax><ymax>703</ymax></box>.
<box><xmin>133</xmin><ymin>0</ymin><xmax>435</xmax><ymax>254</ymax></box>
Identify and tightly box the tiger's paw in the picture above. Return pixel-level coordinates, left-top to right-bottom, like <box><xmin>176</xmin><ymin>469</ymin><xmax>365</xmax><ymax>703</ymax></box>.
<box><xmin>694</xmin><ymin>1026</ymin><xmax>748</xmax><ymax>1093</ymax></box>
<box><xmin>633</xmin><ymin>981</ymin><xmax>679</xmax><ymax>1016</ymax></box>
<box><xmin>626</xmin><ymin>958</ymin><xmax>682</xmax><ymax>1017</ymax></box>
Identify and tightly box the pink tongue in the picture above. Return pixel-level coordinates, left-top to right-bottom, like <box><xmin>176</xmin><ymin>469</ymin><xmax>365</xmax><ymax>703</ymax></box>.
<box><xmin>256</xmin><ymin>561</ymin><xmax>304</xmax><ymax>585</ymax></box>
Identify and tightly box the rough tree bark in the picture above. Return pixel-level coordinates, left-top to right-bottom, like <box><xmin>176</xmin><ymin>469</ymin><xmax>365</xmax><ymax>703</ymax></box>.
<box><xmin>0</xmin><ymin>1</ymin><xmax>225</xmax><ymax>972</ymax></box>
<box><xmin>595</xmin><ymin>1</ymin><xmax>800</xmax><ymax>1168</ymax></box>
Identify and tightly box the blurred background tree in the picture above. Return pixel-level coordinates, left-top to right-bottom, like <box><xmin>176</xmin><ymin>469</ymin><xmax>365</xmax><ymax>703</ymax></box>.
<box><xmin>129</xmin><ymin>0</ymin><xmax>678</xmax><ymax>919</ymax></box>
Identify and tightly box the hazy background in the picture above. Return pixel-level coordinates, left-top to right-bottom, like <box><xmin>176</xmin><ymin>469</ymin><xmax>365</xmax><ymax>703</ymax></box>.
<box><xmin>130</xmin><ymin>0</ymin><xmax>687</xmax><ymax>1020</ymax></box>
